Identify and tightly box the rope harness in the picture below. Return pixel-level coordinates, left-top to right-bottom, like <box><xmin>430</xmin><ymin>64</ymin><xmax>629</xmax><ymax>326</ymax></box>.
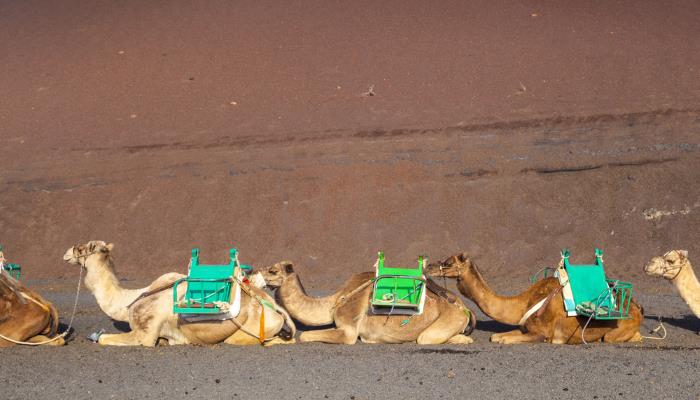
<box><xmin>658</xmin><ymin>251</ymin><xmax>687</xmax><ymax>281</ymax></box>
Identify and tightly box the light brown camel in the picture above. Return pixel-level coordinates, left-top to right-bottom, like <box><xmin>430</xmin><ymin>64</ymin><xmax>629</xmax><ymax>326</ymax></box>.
<box><xmin>425</xmin><ymin>253</ymin><xmax>643</xmax><ymax>344</ymax></box>
<box><xmin>0</xmin><ymin>271</ymin><xmax>64</xmax><ymax>347</ymax></box>
<box><xmin>259</xmin><ymin>261</ymin><xmax>475</xmax><ymax>345</ymax></box>
<box><xmin>63</xmin><ymin>241</ymin><xmax>295</xmax><ymax>346</ymax></box>
<box><xmin>645</xmin><ymin>250</ymin><xmax>700</xmax><ymax>331</ymax></box>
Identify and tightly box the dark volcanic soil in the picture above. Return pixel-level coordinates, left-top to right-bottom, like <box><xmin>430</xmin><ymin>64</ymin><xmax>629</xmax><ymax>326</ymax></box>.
<box><xmin>1</xmin><ymin>2</ymin><xmax>699</xmax><ymax>289</ymax></box>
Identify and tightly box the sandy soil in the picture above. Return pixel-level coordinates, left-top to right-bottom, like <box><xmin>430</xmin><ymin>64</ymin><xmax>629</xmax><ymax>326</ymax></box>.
<box><xmin>0</xmin><ymin>1</ymin><xmax>699</xmax><ymax>399</ymax></box>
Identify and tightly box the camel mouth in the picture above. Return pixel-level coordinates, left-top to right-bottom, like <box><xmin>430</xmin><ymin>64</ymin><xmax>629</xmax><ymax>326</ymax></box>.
<box><xmin>62</xmin><ymin>252</ymin><xmax>75</xmax><ymax>263</ymax></box>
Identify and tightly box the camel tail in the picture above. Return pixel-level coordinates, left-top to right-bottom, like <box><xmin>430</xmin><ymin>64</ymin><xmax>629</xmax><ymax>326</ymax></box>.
<box><xmin>276</xmin><ymin>306</ymin><xmax>297</xmax><ymax>341</ymax></box>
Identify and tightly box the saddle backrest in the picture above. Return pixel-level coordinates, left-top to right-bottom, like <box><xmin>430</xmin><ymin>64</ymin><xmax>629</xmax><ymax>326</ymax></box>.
<box><xmin>185</xmin><ymin>248</ymin><xmax>237</xmax><ymax>305</ymax></box>
<box><xmin>563</xmin><ymin>249</ymin><xmax>614</xmax><ymax>309</ymax></box>
<box><xmin>373</xmin><ymin>252</ymin><xmax>424</xmax><ymax>306</ymax></box>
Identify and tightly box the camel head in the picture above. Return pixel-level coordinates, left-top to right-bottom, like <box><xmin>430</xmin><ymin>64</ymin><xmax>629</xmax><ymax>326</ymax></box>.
<box><xmin>645</xmin><ymin>250</ymin><xmax>689</xmax><ymax>280</ymax></box>
<box><xmin>63</xmin><ymin>241</ymin><xmax>115</xmax><ymax>269</ymax></box>
<box><xmin>425</xmin><ymin>253</ymin><xmax>474</xmax><ymax>279</ymax></box>
<box><xmin>259</xmin><ymin>261</ymin><xmax>296</xmax><ymax>289</ymax></box>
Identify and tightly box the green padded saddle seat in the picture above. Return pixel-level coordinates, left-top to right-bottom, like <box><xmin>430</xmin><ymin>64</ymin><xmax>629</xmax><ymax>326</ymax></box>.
<box><xmin>370</xmin><ymin>252</ymin><xmax>426</xmax><ymax>315</ymax></box>
<box><xmin>0</xmin><ymin>245</ymin><xmax>21</xmax><ymax>281</ymax></box>
<box><xmin>561</xmin><ymin>248</ymin><xmax>632</xmax><ymax>320</ymax></box>
<box><xmin>2</xmin><ymin>263</ymin><xmax>21</xmax><ymax>281</ymax></box>
<box><xmin>173</xmin><ymin>248</ymin><xmax>240</xmax><ymax>314</ymax></box>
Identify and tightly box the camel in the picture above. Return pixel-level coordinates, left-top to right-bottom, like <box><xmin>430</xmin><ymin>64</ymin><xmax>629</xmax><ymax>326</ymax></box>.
<box><xmin>0</xmin><ymin>269</ymin><xmax>64</xmax><ymax>347</ymax></box>
<box><xmin>645</xmin><ymin>250</ymin><xmax>700</xmax><ymax>331</ymax></box>
<box><xmin>63</xmin><ymin>241</ymin><xmax>295</xmax><ymax>346</ymax></box>
<box><xmin>425</xmin><ymin>253</ymin><xmax>643</xmax><ymax>344</ymax></box>
<box><xmin>259</xmin><ymin>261</ymin><xmax>475</xmax><ymax>345</ymax></box>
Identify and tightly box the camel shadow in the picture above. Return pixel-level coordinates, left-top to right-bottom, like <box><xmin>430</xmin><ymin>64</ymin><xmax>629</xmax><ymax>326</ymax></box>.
<box><xmin>112</xmin><ymin>320</ymin><xmax>131</xmax><ymax>333</ymax></box>
<box><xmin>56</xmin><ymin>322</ymin><xmax>75</xmax><ymax>341</ymax></box>
<box><xmin>643</xmin><ymin>314</ymin><xmax>699</xmax><ymax>334</ymax></box>
<box><xmin>294</xmin><ymin>321</ymin><xmax>334</xmax><ymax>332</ymax></box>
<box><xmin>474</xmin><ymin>319</ymin><xmax>517</xmax><ymax>334</ymax></box>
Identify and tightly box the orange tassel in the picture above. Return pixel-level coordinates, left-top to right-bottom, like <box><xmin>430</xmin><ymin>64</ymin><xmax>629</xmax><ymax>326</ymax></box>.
<box><xmin>259</xmin><ymin>306</ymin><xmax>265</xmax><ymax>344</ymax></box>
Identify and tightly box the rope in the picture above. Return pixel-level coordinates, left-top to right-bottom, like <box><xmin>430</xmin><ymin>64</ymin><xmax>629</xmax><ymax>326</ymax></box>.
<box><xmin>641</xmin><ymin>318</ymin><xmax>667</xmax><ymax>341</ymax></box>
<box><xmin>0</xmin><ymin>266</ymin><xmax>82</xmax><ymax>346</ymax></box>
<box><xmin>331</xmin><ymin>278</ymin><xmax>375</xmax><ymax>311</ymax></box>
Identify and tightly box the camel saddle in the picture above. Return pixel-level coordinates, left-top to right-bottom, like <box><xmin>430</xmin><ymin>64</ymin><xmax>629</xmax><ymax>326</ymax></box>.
<box><xmin>370</xmin><ymin>252</ymin><xmax>428</xmax><ymax>316</ymax></box>
<box><xmin>555</xmin><ymin>248</ymin><xmax>633</xmax><ymax>320</ymax></box>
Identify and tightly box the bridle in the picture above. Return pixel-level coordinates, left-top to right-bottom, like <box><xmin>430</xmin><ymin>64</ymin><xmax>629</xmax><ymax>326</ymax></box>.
<box><xmin>436</xmin><ymin>260</ymin><xmax>465</xmax><ymax>282</ymax></box>
<box><xmin>658</xmin><ymin>251</ymin><xmax>686</xmax><ymax>281</ymax></box>
<box><xmin>72</xmin><ymin>245</ymin><xmax>101</xmax><ymax>267</ymax></box>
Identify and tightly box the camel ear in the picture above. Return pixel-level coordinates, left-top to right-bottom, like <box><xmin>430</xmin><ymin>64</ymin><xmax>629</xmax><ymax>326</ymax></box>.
<box><xmin>106</xmin><ymin>243</ymin><xmax>114</xmax><ymax>252</ymax></box>
<box><xmin>678</xmin><ymin>250</ymin><xmax>688</xmax><ymax>260</ymax></box>
<box><xmin>284</xmin><ymin>263</ymin><xmax>294</xmax><ymax>273</ymax></box>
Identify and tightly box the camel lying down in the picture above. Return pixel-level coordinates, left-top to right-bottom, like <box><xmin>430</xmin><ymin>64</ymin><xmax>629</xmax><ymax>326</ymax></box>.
<box><xmin>426</xmin><ymin>253</ymin><xmax>643</xmax><ymax>344</ymax></box>
<box><xmin>63</xmin><ymin>241</ymin><xmax>295</xmax><ymax>347</ymax></box>
<box><xmin>260</xmin><ymin>261</ymin><xmax>476</xmax><ymax>345</ymax></box>
<box><xmin>0</xmin><ymin>272</ymin><xmax>64</xmax><ymax>347</ymax></box>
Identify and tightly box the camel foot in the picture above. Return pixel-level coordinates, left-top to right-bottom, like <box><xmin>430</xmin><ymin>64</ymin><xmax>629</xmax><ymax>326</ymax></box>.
<box><xmin>490</xmin><ymin>330</ymin><xmax>545</xmax><ymax>344</ymax></box>
<box><xmin>264</xmin><ymin>337</ymin><xmax>297</xmax><ymax>346</ymax></box>
<box><xmin>629</xmin><ymin>331</ymin><xmax>642</xmax><ymax>342</ymax></box>
<box><xmin>98</xmin><ymin>332</ymin><xmax>153</xmax><ymax>347</ymax></box>
<box><xmin>299</xmin><ymin>328</ymin><xmax>357</xmax><ymax>344</ymax></box>
<box><xmin>447</xmin><ymin>334</ymin><xmax>474</xmax><ymax>345</ymax></box>
<box><xmin>26</xmin><ymin>335</ymin><xmax>65</xmax><ymax>346</ymax></box>
<box><xmin>447</xmin><ymin>334</ymin><xmax>474</xmax><ymax>344</ymax></box>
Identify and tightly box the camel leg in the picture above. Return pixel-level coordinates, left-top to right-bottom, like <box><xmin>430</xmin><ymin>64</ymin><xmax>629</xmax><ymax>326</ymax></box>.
<box><xmin>602</xmin><ymin>325</ymin><xmax>641</xmax><ymax>343</ymax></box>
<box><xmin>25</xmin><ymin>335</ymin><xmax>65</xmax><ymax>346</ymax></box>
<box><xmin>299</xmin><ymin>327</ymin><xmax>358</xmax><ymax>344</ymax></box>
<box><xmin>98</xmin><ymin>331</ymin><xmax>157</xmax><ymax>347</ymax></box>
<box><xmin>490</xmin><ymin>330</ymin><xmax>545</xmax><ymax>344</ymax></box>
<box><xmin>603</xmin><ymin>306</ymin><xmax>643</xmax><ymax>343</ymax></box>
<box><xmin>223</xmin><ymin>329</ymin><xmax>261</xmax><ymax>345</ymax></box>
<box><xmin>264</xmin><ymin>337</ymin><xmax>297</xmax><ymax>346</ymax></box>
<box><xmin>446</xmin><ymin>334</ymin><xmax>474</xmax><ymax>344</ymax></box>
<box><xmin>417</xmin><ymin>305</ymin><xmax>473</xmax><ymax>345</ymax></box>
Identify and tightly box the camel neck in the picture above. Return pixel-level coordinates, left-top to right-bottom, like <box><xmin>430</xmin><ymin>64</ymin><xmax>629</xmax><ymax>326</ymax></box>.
<box><xmin>83</xmin><ymin>257</ymin><xmax>144</xmax><ymax>322</ymax></box>
<box><xmin>671</xmin><ymin>262</ymin><xmax>700</xmax><ymax>317</ymax></box>
<box><xmin>457</xmin><ymin>266</ymin><xmax>532</xmax><ymax>325</ymax></box>
<box><xmin>276</xmin><ymin>273</ymin><xmax>338</xmax><ymax>327</ymax></box>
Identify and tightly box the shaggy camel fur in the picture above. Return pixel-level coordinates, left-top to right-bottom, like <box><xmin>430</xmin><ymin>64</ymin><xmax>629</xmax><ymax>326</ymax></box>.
<box><xmin>426</xmin><ymin>253</ymin><xmax>643</xmax><ymax>344</ymax></box>
<box><xmin>63</xmin><ymin>241</ymin><xmax>295</xmax><ymax>346</ymax></box>
<box><xmin>645</xmin><ymin>250</ymin><xmax>700</xmax><ymax>331</ymax></box>
<box><xmin>260</xmin><ymin>261</ymin><xmax>475</xmax><ymax>345</ymax></box>
<box><xmin>0</xmin><ymin>272</ymin><xmax>64</xmax><ymax>347</ymax></box>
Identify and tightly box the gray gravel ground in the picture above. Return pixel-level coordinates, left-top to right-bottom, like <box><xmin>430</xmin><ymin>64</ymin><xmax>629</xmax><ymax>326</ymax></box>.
<box><xmin>1</xmin><ymin>289</ymin><xmax>698</xmax><ymax>400</ymax></box>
